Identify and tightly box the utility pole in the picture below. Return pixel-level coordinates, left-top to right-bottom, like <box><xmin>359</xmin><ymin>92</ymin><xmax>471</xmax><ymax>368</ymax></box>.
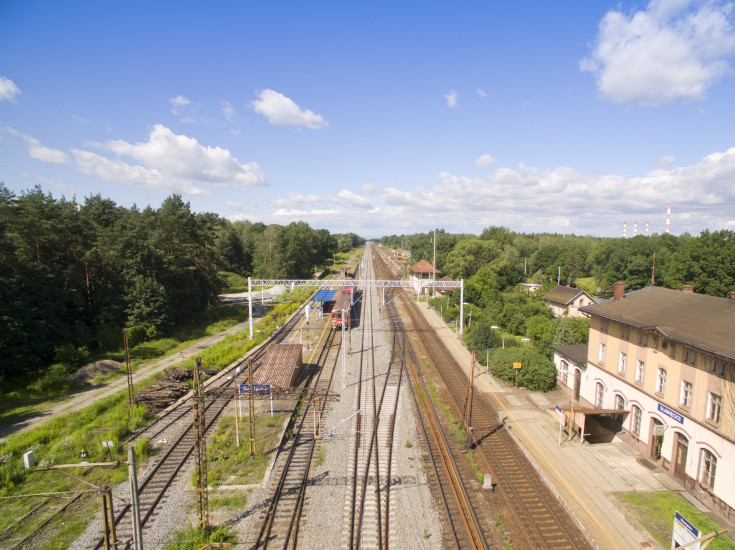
<box><xmin>100</xmin><ymin>485</ymin><xmax>117</xmax><ymax>550</ymax></box>
<box><xmin>127</xmin><ymin>446</ymin><xmax>143</xmax><ymax>550</ymax></box>
<box><xmin>123</xmin><ymin>329</ymin><xmax>134</xmax><ymax>415</ymax></box>
<box><xmin>192</xmin><ymin>358</ymin><xmax>208</xmax><ymax>529</ymax></box>
<box><xmin>248</xmin><ymin>360</ymin><xmax>256</xmax><ymax>458</ymax></box>
<box><xmin>464</xmin><ymin>352</ymin><xmax>476</xmax><ymax>449</ymax></box>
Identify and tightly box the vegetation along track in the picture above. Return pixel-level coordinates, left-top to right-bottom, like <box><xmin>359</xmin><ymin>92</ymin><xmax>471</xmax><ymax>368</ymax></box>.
<box><xmin>396</xmin><ymin>274</ymin><xmax>591</xmax><ymax>549</ymax></box>
<box><xmin>94</xmin><ymin>283</ymin><xmax>330</xmax><ymax>549</ymax></box>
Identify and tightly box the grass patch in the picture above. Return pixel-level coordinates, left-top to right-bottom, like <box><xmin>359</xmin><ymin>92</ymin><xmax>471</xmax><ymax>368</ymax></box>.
<box><xmin>209</xmin><ymin>489</ymin><xmax>248</xmax><ymax>510</ymax></box>
<box><xmin>315</xmin><ymin>445</ymin><xmax>326</xmax><ymax>467</ymax></box>
<box><xmin>162</xmin><ymin>524</ymin><xmax>237</xmax><ymax>550</ymax></box>
<box><xmin>0</xmin><ymin>287</ymin><xmax>312</xmax><ymax>549</ymax></box>
<box><xmin>204</xmin><ymin>413</ymin><xmax>285</xmax><ymax>487</ymax></box>
<box><xmin>615</xmin><ymin>491</ymin><xmax>735</xmax><ymax>549</ymax></box>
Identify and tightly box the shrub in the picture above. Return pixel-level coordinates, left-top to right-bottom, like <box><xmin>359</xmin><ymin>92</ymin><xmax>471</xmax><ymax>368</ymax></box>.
<box><xmin>487</xmin><ymin>347</ymin><xmax>557</xmax><ymax>392</ymax></box>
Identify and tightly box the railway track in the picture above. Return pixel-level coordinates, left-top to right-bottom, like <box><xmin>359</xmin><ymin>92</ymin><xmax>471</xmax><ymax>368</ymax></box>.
<box><xmin>372</xmin><ymin>245</ymin><xmax>592</xmax><ymax>550</ymax></box>
<box><xmin>90</xmin><ymin>284</ymin><xmax>330</xmax><ymax>549</ymax></box>
<box><xmin>252</xmin><ymin>329</ymin><xmax>337</xmax><ymax>548</ymax></box>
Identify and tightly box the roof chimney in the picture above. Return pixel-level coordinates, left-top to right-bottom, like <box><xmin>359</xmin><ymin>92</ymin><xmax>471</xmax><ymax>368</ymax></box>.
<box><xmin>730</xmin><ymin>291</ymin><xmax>735</xmax><ymax>300</ymax></box>
<box><xmin>614</xmin><ymin>282</ymin><xmax>625</xmax><ymax>300</ymax></box>
<box><xmin>682</xmin><ymin>284</ymin><xmax>694</xmax><ymax>293</ymax></box>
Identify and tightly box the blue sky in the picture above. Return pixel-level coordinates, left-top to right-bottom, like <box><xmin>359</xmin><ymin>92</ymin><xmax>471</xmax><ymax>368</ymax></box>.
<box><xmin>2</xmin><ymin>1</ymin><xmax>735</xmax><ymax>239</ymax></box>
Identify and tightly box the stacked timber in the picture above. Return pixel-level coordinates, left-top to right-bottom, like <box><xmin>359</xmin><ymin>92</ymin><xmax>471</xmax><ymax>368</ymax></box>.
<box><xmin>135</xmin><ymin>365</ymin><xmax>218</xmax><ymax>413</ymax></box>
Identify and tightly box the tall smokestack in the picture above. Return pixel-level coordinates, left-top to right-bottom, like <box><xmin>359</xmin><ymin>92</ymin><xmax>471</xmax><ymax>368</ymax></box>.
<box><xmin>623</xmin><ymin>222</ymin><xmax>627</xmax><ymax>239</ymax></box>
<box><xmin>634</xmin><ymin>221</ymin><xmax>638</xmax><ymax>237</ymax></box>
<box><xmin>645</xmin><ymin>221</ymin><xmax>649</xmax><ymax>236</ymax></box>
<box><xmin>666</xmin><ymin>203</ymin><xmax>671</xmax><ymax>234</ymax></box>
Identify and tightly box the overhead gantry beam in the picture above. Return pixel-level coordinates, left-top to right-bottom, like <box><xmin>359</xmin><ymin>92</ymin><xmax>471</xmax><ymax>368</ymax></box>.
<box><xmin>247</xmin><ymin>276</ymin><xmax>465</xmax><ymax>338</ymax></box>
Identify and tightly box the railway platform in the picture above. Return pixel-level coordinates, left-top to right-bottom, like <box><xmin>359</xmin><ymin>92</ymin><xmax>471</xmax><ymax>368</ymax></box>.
<box><xmin>416</xmin><ymin>300</ymin><xmax>702</xmax><ymax>550</ymax></box>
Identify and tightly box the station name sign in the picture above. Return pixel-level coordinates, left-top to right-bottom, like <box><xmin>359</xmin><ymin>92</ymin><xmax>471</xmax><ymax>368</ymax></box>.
<box><xmin>658</xmin><ymin>403</ymin><xmax>684</xmax><ymax>424</ymax></box>
<box><xmin>239</xmin><ymin>384</ymin><xmax>272</xmax><ymax>393</ymax></box>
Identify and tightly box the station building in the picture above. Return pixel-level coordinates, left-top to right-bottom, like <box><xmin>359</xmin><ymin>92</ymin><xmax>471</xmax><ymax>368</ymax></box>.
<box><xmin>543</xmin><ymin>284</ymin><xmax>596</xmax><ymax>318</ymax></box>
<box><xmin>553</xmin><ymin>283</ymin><xmax>735</xmax><ymax>523</ymax></box>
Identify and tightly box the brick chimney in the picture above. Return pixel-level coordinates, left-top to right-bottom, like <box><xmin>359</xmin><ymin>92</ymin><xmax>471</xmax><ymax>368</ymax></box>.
<box><xmin>614</xmin><ymin>281</ymin><xmax>625</xmax><ymax>300</ymax></box>
<box><xmin>731</xmin><ymin>291</ymin><xmax>735</xmax><ymax>300</ymax></box>
<box><xmin>682</xmin><ymin>285</ymin><xmax>694</xmax><ymax>293</ymax></box>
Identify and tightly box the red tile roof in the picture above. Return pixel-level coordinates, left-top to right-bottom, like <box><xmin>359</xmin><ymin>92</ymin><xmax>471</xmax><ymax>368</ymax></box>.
<box><xmin>410</xmin><ymin>259</ymin><xmax>441</xmax><ymax>274</ymax></box>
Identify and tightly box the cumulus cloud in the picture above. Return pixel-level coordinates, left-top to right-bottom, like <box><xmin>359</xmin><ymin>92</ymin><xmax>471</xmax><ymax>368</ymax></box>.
<box><xmin>444</xmin><ymin>90</ymin><xmax>459</xmax><ymax>109</ymax></box>
<box><xmin>251</xmin><ymin>89</ymin><xmax>328</xmax><ymax>129</ymax></box>
<box><xmin>474</xmin><ymin>153</ymin><xmax>496</xmax><ymax>167</ymax></box>
<box><xmin>70</xmin><ymin>124</ymin><xmax>265</xmax><ymax>195</ymax></box>
<box><xmin>581</xmin><ymin>0</ymin><xmax>735</xmax><ymax>105</ymax></box>
<box><xmin>270</xmin><ymin>191</ymin><xmax>323</xmax><ymax>209</ymax></box>
<box><xmin>6</xmin><ymin>127</ymin><xmax>70</xmax><ymax>164</ymax></box>
<box><xmin>0</xmin><ymin>76</ymin><xmax>21</xmax><ymax>103</ymax></box>
<box><xmin>327</xmin><ymin>189</ymin><xmax>374</xmax><ymax>210</ymax></box>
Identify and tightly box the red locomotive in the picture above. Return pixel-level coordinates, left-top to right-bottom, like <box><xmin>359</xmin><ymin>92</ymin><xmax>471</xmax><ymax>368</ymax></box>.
<box><xmin>330</xmin><ymin>285</ymin><xmax>354</xmax><ymax>329</ymax></box>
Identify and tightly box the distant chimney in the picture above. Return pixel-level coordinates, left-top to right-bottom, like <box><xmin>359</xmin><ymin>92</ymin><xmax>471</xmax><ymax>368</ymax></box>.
<box><xmin>682</xmin><ymin>285</ymin><xmax>694</xmax><ymax>293</ymax></box>
<box><xmin>614</xmin><ymin>282</ymin><xmax>625</xmax><ymax>300</ymax></box>
<box><xmin>730</xmin><ymin>291</ymin><xmax>735</xmax><ymax>300</ymax></box>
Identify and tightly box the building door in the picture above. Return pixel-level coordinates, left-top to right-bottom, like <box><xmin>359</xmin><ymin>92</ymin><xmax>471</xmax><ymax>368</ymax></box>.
<box><xmin>674</xmin><ymin>433</ymin><xmax>688</xmax><ymax>479</ymax></box>
<box><xmin>573</xmin><ymin>369</ymin><xmax>581</xmax><ymax>401</ymax></box>
<box><xmin>650</xmin><ymin>419</ymin><xmax>664</xmax><ymax>461</ymax></box>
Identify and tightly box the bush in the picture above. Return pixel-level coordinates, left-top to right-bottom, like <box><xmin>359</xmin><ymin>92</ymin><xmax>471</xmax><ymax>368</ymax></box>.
<box><xmin>53</xmin><ymin>344</ymin><xmax>91</xmax><ymax>367</ymax></box>
<box><xmin>486</xmin><ymin>347</ymin><xmax>557</xmax><ymax>392</ymax></box>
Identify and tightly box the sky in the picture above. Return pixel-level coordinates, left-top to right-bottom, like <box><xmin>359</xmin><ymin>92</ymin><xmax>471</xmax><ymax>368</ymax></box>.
<box><xmin>2</xmin><ymin>0</ymin><xmax>735</xmax><ymax>239</ymax></box>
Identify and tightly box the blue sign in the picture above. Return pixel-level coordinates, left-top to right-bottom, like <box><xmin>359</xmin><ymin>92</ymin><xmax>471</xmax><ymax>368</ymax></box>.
<box><xmin>675</xmin><ymin>511</ymin><xmax>699</xmax><ymax>537</ymax></box>
<box><xmin>239</xmin><ymin>384</ymin><xmax>271</xmax><ymax>393</ymax></box>
<box><xmin>555</xmin><ymin>405</ymin><xmax>563</xmax><ymax>416</ymax></box>
<box><xmin>658</xmin><ymin>403</ymin><xmax>684</xmax><ymax>424</ymax></box>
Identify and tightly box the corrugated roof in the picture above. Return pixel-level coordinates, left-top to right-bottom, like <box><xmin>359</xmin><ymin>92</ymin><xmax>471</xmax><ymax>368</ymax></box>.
<box><xmin>543</xmin><ymin>285</ymin><xmax>594</xmax><ymax>306</ymax></box>
<box><xmin>255</xmin><ymin>343</ymin><xmax>303</xmax><ymax>386</ymax></box>
<box><xmin>410</xmin><ymin>259</ymin><xmax>441</xmax><ymax>274</ymax></box>
<box><xmin>313</xmin><ymin>289</ymin><xmax>338</xmax><ymax>302</ymax></box>
<box><xmin>581</xmin><ymin>286</ymin><xmax>735</xmax><ymax>360</ymax></box>
<box><xmin>551</xmin><ymin>344</ymin><xmax>589</xmax><ymax>366</ymax></box>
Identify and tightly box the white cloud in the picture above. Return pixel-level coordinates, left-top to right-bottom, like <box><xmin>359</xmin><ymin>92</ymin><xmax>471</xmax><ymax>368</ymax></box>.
<box><xmin>327</xmin><ymin>189</ymin><xmax>374</xmax><ymax>210</ymax></box>
<box><xmin>6</xmin><ymin>127</ymin><xmax>70</xmax><ymax>164</ymax></box>
<box><xmin>444</xmin><ymin>90</ymin><xmax>459</xmax><ymax>109</ymax></box>
<box><xmin>221</xmin><ymin>100</ymin><xmax>235</xmax><ymax>122</ymax></box>
<box><xmin>270</xmin><ymin>191</ymin><xmax>323</xmax><ymax>209</ymax></box>
<box><xmin>655</xmin><ymin>155</ymin><xmax>676</xmax><ymax>165</ymax></box>
<box><xmin>476</xmin><ymin>88</ymin><xmax>487</xmax><ymax>98</ymax></box>
<box><xmin>474</xmin><ymin>153</ymin><xmax>496</xmax><ymax>167</ymax></box>
<box><xmin>73</xmin><ymin>148</ymin><xmax>208</xmax><ymax>194</ymax></box>
<box><xmin>93</xmin><ymin>124</ymin><xmax>266</xmax><ymax>188</ymax></box>
<box><xmin>581</xmin><ymin>1</ymin><xmax>735</xmax><ymax>105</ymax></box>
<box><xmin>251</xmin><ymin>89</ymin><xmax>328</xmax><ymax>129</ymax></box>
<box><xmin>170</xmin><ymin>95</ymin><xmax>190</xmax><ymax>112</ymax></box>
<box><xmin>0</xmin><ymin>76</ymin><xmax>20</xmax><ymax>103</ymax></box>
<box><xmin>273</xmin><ymin>208</ymin><xmax>340</xmax><ymax>217</ymax></box>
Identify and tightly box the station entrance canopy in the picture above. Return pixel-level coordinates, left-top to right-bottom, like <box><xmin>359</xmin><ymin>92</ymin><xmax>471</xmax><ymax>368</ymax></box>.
<box><xmin>247</xmin><ymin>277</ymin><xmax>465</xmax><ymax>338</ymax></box>
<box><xmin>313</xmin><ymin>289</ymin><xmax>338</xmax><ymax>303</ymax></box>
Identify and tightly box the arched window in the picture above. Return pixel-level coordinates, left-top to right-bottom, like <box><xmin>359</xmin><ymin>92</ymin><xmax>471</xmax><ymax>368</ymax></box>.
<box><xmin>559</xmin><ymin>360</ymin><xmax>569</xmax><ymax>386</ymax></box>
<box><xmin>595</xmin><ymin>382</ymin><xmax>604</xmax><ymax>408</ymax></box>
<box><xmin>630</xmin><ymin>405</ymin><xmax>642</xmax><ymax>437</ymax></box>
<box><xmin>614</xmin><ymin>394</ymin><xmax>625</xmax><ymax>410</ymax></box>
<box><xmin>700</xmin><ymin>449</ymin><xmax>717</xmax><ymax>489</ymax></box>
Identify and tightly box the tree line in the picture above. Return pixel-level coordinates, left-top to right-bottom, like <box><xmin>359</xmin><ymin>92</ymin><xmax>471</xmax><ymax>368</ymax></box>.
<box><xmin>379</xmin><ymin>226</ymin><xmax>735</xmax><ymax>390</ymax></box>
<box><xmin>0</xmin><ymin>184</ymin><xmax>363</xmax><ymax>383</ymax></box>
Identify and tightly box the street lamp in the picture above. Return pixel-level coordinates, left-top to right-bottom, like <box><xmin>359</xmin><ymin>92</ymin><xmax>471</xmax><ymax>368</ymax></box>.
<box><xmin>491</xmin><ymin>325</ymin><xmax>505</xmax><ymax>349</ymax></box>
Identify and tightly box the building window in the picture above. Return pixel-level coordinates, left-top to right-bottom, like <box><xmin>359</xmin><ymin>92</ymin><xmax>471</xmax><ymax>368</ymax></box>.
<box><xmin>707</xmin><ymin>393</ymin><xmax>722</xmax><ymax>423</ymax></box>
<box><xmin>559</xmin><ymin>360</ymin><xmax>569</xmax><ymax>386</ymax></box>
<box><xmin>656</xmin><ymin>368</ymin><xmax>667</xmax><ymax>394</ymax></box>
<box><xmin>699</xmin><ymin>449</ymin><xmax>717</xmax><ymax>489</ymax></box>
<box><xmin>595</xmin><ymin>382</ymin><xmax>604</xmax><ymax>408</ymax></box>
<box><xmin>680</xmin><ymin>381</ymin><xmax>693</xmax><ymax>408</ymax></box>
<box><xmin>620</xmin><ymin>326</ymin><xmax>630</xmax><ymax>340</ymax></box>
<box><xmin>618</xmin><ymin>352</ymin><xmax>627</xmax><ymax>374</ymax></box>
<box><xmin>635</xmin><ymin>360</ymin><xmax>645</xmax><ymax>383</ymax></box>
<box><xmin>668</xmin><ymin>342</ymin><xmax>676</xmax><ymax>358</ymax></box>
<box><xmin>599</xmin><ymin>343</ymin><xmax>606</xmax><ymax>363</ymax></box>
<box><xmin>711</xmin><ymin>359</ymin><xmax>727</xmax><ymax>377</ymax></box>
<box><xmin>637</xmin><ymin>332</ymin><xmax>648</xmax><ymax>346</ymax></box>
<box><xmin>683</xmin><ymin>348</ymin><xmax>697</xmax><ymax>366</ymax></box>
<box><xmin>631</xmin><ymin>405</ymin><xmax>642</xmax><ymax>437</ymax></box>
<box><xmin>615</xmin><ymin>394</ymin><xmax>625</xmax><ymax>410</ymax></box>
<box><xmin>600</xmin><ymin>320</ymin><xmax>609</xmax><ymax>333</ymax></box>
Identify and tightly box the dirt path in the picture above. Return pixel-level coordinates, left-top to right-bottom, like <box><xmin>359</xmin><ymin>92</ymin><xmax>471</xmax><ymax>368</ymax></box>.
<box><xmin>0</xmin><ymin>288</ymin><xmax>286</xmax><ymax>442</ymax></box>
